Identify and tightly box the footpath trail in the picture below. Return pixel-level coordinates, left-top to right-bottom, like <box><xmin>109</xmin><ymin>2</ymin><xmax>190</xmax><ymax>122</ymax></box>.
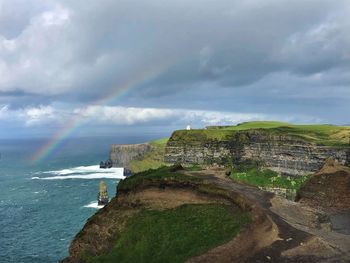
<box><xmin>185</xmin><ymin>168</ymin><xmax>350</xmax><ymax>263</ymax></box>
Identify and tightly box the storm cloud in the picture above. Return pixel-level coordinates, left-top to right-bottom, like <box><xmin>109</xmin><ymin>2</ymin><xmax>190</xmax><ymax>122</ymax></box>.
<box><xmin>0</xmin><ymin>0</ymin><xmax>349</xmax><ymax>137</ymax></box>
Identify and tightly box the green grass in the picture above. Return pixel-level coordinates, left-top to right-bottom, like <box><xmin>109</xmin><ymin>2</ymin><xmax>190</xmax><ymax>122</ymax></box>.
<box><xmin>118</xmin><ymin>166</ymin><xmax>200</xmax><ymax>192</ymax></box>
<box><xmin>170</xmin><ymin>121</ymin><xmax>350</xmax><ymax>147</ymax></box>
<box><xmin>128</xmin><ymin>138</ymin><xmax>169</xmax><ymax>173</ymax></box>
<box><xmin>150</xmin><ymin>137</ymin><xmax>169</xmax><ymax>146</ymax></box>
<box><xmin>221</xmin><ymin>121</ymin><xmax>292</xmax><ymax>130</ymax></box>
<box><xmin>87</xmin><ymin>204</ymin><xmax>250</xmax><ymax>263</ymax></box>
<box><xmin>230</xmin><ymin>166</ymin><xmax>309</xmax><ymax>191</ymax></box>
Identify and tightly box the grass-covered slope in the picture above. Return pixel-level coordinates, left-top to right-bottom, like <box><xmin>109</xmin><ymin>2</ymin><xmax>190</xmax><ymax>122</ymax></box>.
<box><xmin>170</xmin><ymin>121</ymin><xmax>350</xmax><ymax>147</ymax></box>
<box><xmin>118</xmin><ymin>166</ymin><xmax>200</xmax><ymax>192</ymax></box>
<box><xmin>128</xmin><ymin>138</ymin><xmax>168</xmax><ymax>173</ymax></box>
<box><xmin>87</xmin><ymin>204</ymin><xmax>249</xmax><ymax>263</ymax></box>
<box><xmin>229</xmin><ymin>162</ymin><xmax>309</xmax><ymax>191</ymax></box>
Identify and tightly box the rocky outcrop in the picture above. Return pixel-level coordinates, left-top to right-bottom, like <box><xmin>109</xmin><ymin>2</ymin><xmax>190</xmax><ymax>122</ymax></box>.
<box><xmin>296</xmin><ymin>159</ymin><xmax>350</xmax><ymax>212</ymax></box>
<box><xmin>165</xmin><ymin>130</ymin><xmax>350</xmax><ymax>175</ymax></box>
<box><xmin>109</xmin><ymin>143</ymin><xmax>152</xmax><ymax>167</ymax></box>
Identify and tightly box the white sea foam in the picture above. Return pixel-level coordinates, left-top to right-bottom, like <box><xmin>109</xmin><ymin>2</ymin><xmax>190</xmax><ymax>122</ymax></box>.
<box><xmin>32</xmin><ymin>165</ymin><xmax>125</xmax><ymax>180</ymax></box>
<box><xmin>33</xmin><ymin>190</ymin><xmax>47</xmax><ymax>194</ymax></box>
<box><xmin>83</xmin><ymin>201</ymin><xmax>105</xmax><ymax>209</ymax></box>
<box><xmin>40</xmin><ymin>165</ymin><xmax>122</xmax><ymax>175</ymax></box>
<box><xmin>33</xmin><ymin>173</ymin><xmax>125</xmax><ymax>180</ymax></box>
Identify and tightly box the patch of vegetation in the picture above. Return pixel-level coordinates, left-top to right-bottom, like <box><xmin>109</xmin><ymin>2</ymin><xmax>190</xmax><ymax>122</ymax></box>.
<box><xmin>87</xmin><ymin>204</ymin><xmax>250</xmax><ymax>263</ymax></box>
<box><xmin>170</xmin><ymin>121</ymin><xmax>350</xmax><ymax>147</ymax></box>
<box><xmin>223</xmin><ymin>121</ymin><xmax>292</xmax><ymax>130</ymax></box>
<box><xmin>230</xmin><ymin>164</ymin><xmax>309</xmax><ymax>191</ymax></box>
<box><xmin>128</xmin><ymin>138</ymin><xmax>168</xmax><ymax>173</ymax></box>
<box><xmin>169</xmin><ymin>129</ymin><xmax>235</xmax><ymax>144</ymax></box>
<box><xmin>118</xmin><ymin>166</ymin><xmax>200</xmax><ymax>192</ymax></box>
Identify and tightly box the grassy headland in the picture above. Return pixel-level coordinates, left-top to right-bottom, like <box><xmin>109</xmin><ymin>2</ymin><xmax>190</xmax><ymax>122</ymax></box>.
<box><xmin>170</xmin><ymin>121</ymin><xmax>350</xmax><ymax>147</ymax></box>
<box><xmin>87</xmin><ymin>204</ymin><xmax>250</xmax><ymax>263</ymax></box>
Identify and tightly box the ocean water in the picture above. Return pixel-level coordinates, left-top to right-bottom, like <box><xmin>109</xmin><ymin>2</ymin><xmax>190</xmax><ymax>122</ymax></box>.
<box><xmin>0</xmin><ymin>135</ymin><xmax>158</xmax><ymax>263</ymax></box>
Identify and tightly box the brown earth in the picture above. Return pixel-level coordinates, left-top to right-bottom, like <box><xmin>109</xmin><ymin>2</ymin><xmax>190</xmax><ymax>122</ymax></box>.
<box><xmin>296</xmin><ymin>159</ymin><xmax>350</xmax><ymax>213</ymax></box>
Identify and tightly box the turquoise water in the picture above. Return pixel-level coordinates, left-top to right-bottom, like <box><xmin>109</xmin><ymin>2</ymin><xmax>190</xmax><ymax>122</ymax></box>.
<box><xmin>0</xmin><ymin>135</ymin><xmax>157</xmax><ymax>263</ymax></box>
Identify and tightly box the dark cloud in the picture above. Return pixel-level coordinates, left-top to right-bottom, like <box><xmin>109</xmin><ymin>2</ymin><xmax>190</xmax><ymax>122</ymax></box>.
<box><xmin>0</xmin><ymin>0</ymin><xmax>349</xmax><ymax>137</ymax></box>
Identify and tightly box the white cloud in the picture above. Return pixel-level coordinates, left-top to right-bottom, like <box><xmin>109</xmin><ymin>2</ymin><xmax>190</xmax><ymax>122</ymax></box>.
<box><xmin>73</xmin><ymin>105</ymin><xmax>267</xmax><ymax>126</ymax></box>
<box><xmin>0</xmin><ymin>104</ymin><xmax>322</xmax><ymax>131</ymax></box>
<box><xmin>0</xmin><ymin>104</ymin><xmax>59</xmax><ymax>126</ymax></box>
<box><xmin>23</xmin><ymin>105</ymin><xmax>55</xmax><ymax>125</ymax></box>
<box><xmin>78</xmin><ymin>105</ymin><xmax>174</xmax><ymax>125</ymax></box>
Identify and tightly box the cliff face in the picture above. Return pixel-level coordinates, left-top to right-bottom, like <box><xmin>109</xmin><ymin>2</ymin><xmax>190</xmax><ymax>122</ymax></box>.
<box><xmin>109</xmin><ymin>143</ymin><xmax>152</xmax><ymax>168</ymax></box>
<box><xmin>165</xmin><ymin>130</ymin><xmax>350</xmax><ymax>175</ymax></box>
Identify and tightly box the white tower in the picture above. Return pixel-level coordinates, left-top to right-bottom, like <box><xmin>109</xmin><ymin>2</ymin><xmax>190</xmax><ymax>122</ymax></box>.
<box><xmin>186</xmin><ymin>125</ymin><xmax>192</xmax><ymax>130</ymax></box>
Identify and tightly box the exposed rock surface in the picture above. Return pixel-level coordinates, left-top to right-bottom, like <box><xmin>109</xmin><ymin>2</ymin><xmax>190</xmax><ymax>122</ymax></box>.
<box><xmin>165</xmin><ymin>130</ymin><xmax>350</xmax><ymax>175</ymax></box>
<box><xmin>296</xmin><ymin>159</ymin><xmax>350</xmax><ymax>212</ymax></box>
<box><xmin>109</xmin><ymin>143</ymin><xmax>152</xmax><ymax>167</ymax></box>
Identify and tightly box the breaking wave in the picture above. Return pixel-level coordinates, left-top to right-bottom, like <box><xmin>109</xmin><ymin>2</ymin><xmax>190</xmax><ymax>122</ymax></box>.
<box><xmin>40</xmin><ymin>165</ymin><xmax>121</xmax><ymax>175</ymax></box>
<box><xmin>32</xmin><ymin>165</ymin><xmax>125</xmax><ymax>180</ymax></box>
<box><xmin>83</xmin><ymin>201</ymin><xmax>105</xmax><ymax>209</ymax></box>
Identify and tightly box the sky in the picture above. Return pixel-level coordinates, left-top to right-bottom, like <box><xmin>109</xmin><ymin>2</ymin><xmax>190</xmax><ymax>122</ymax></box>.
<box><xmin>0</xmin><ymin>0</ymin><xmax>350</xmax><ymax>139</ymax></box>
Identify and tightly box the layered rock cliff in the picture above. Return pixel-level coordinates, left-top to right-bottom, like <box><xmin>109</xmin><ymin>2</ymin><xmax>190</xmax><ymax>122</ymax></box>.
<box><xmin>165</xmin><ymin>129</ymin><xmax>350</xmax><ymax>175</ymax></box>
<box><xmin>109</xmin><ymin>143</ymin><xmax>152</xmax><ymax>168</ymax></box>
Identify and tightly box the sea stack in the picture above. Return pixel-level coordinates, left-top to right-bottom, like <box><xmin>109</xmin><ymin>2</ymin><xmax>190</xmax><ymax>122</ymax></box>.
<box><xmin>97</xmin><ymin>181</ymin><xmax>109</xmax><ymax>206</ymax></box>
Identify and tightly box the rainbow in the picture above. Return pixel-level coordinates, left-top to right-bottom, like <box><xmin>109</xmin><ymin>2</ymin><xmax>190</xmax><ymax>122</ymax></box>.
<box><xmin>31</xmin><ymin>63</ymin><xmax>172</xmax><ymax>163</ymax></box>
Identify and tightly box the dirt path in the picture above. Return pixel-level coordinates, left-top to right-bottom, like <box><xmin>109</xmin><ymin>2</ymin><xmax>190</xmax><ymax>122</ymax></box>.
<box><xmin>185</xmin><ymin>168</ymin><xmax>350</xmax><ymax>262</ymax></box>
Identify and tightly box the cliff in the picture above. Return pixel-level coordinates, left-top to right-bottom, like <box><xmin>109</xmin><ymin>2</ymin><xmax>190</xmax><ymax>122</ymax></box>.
<box><xmin>165</xmin><ymin>123</ymin><xmax>350</xmax><ymax>176</ymax></box>
<box><xmin>110</xmin><ymin>143</ymin><xmax>152</xmax><ymax>168</ymax></box>
<box><xmin>109</xmin><ymin>138</ymin><xmax>168</xmax><ymax>172</ymax></box>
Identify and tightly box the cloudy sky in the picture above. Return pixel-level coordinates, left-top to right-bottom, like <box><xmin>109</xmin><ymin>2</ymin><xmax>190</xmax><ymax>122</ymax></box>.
<box><xmin>0</xmin><ymin>0</ymin><xmax>350</xmax><ymax>138</ymax></box>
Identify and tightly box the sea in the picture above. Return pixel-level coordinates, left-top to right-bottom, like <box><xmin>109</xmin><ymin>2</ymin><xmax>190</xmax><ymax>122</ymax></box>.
<box><xmin>0</xmin><ymin>134</ymin><xmax>163</xmax><ymax>263</ymax></box>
